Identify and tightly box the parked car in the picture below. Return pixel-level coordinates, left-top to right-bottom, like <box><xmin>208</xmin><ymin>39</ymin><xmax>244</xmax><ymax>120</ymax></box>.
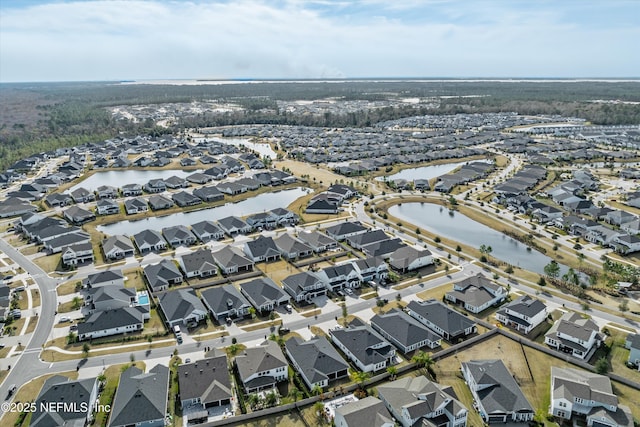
<box><xmin>59</xmin><ymin>316</ymin><xmax>70</xmax><ymax>323</ymax></box>
<box><xmin>69</xmin><ymin>324</ymin><xmax>78</xmax><ymax>331</ymax></box>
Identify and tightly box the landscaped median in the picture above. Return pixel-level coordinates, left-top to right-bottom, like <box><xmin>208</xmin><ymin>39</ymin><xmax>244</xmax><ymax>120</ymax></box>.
<box><xmin>40</xmin><ymin>335</ymin><xmax>176</xmax><ymax>362</ymax></box>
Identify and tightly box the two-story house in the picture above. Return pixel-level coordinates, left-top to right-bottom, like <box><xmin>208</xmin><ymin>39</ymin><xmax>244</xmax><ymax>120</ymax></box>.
<box><xmin>545</xmin><ymin>312</ymin><xmax>604</xmax><ymax>360</ymax></box>
<box><xmin>495</xmin><ymin>295</ymin><xmax>547</xmax><ymax>334</ymax></box>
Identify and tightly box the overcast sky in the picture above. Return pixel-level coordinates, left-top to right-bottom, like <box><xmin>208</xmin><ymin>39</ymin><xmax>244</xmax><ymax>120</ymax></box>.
<box><xmin>1</xmin><ymin>0</ymin><xmax>638</xmax><ymax>82</ymax></box>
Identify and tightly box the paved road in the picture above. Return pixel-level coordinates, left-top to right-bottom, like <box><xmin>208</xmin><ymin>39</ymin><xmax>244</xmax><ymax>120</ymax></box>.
<box><xmin>0</xmin><ymin>238</ymin><xmax>57</xmax><ymax>410</ymax></box>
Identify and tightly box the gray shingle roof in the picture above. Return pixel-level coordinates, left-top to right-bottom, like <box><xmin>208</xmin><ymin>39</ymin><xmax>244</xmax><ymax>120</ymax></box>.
<box><xmin>285</xmin><ymin>336</ymin><xmax>349</xmax><ymax>386</ymax></box>
<box><xmin>109</xmin><ymin>364</ymin><xmax>169</xmax><ymax>427</ymax></box>
<box><xmin>370</xmin><ymin>308</ymin><xmax>440</xmax><ymax>352</ymax></box>
<box><xmin>462</xmin><ymin>359</ymin><xmax>533</xmax><ymax>415</ymax></box>
<box><xmin>178</xmin><ymin>356</ymin><xmax>232</xmax><ymax>406</ymax></box>
<box><xmin>158</xmin><ymin>288</ymin><xmax>207</xmax><ymax>324</ymax></box>
<box><xmin>30</xmin><ymin>376</ymin><xmax>97</xmax><ymax>427</ymax></box>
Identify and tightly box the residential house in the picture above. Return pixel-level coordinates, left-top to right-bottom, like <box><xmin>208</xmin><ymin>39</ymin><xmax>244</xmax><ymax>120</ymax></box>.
<box><xmin>495</xmin><ymin>295</ymin><xmax>547</xmax><ymax>334</ymax></box>
<box><xmin>96</xmin><ymin>199</ymin><xmax>120</xmax><ymax>216</ymax></box>
<box><xmin>346</xmin><ymin>229</ymin><xmax>390</xmax><ymax>250</ymax></box>
<box><xmin>121</xmin><ymin>183</ymin><xmax>143</xmax><ymax>197</ymax></box>
<box><xmin>625</xmin><ymin>333</ymin><xmax>640</xmax><ymax>369</ymax></box>
<box><xmin>406</xmin><ymin>299</ymin><xmax>477</xmax><ymax>342</ymax></box>
<box><xmin>306</xmin><ymin>199</ymin><xmax>339</xmax><ymax>214</ymax></box>
<box><xmin>353</xmin><ymin>257</ymin><xmax>389</xmax><ymax>282</ymax></box>
<box><xmin>545</xmin><ymin>312</ymin><xmax>604</xmax><ymax>360</ymax></box>
<box><xmin>330</xmin><ymin>319</ymin><xmax>396</xmax><ymax>373</ymax></box>
<box><xmin>158</xmin><ymin>288</ymin><xmax>207</xmax><ymax>329</ymax></box>
<box><xmin>70</xmin><ymin>187</ymin><xmax>95</xmax><ymax>203</ymax></box>
<box><xmin>216</xmin><ymin>182</ymin><xmax>245</xmax><ymax>195</ymax></box>
<box><xmin>191</xmin><ymin>220</ymin><xmax>225</xmax><ymax>242</ymax></box>
<box><xmin>217</xmin><ymin>216</ymin><xmax>252</xmax><ymax>236</ymax></box>
<box><xmin>285</xmin><ymin>336</ymin><xmax>349</xmax><ymax>390</ymax></box>
<box><xmin>102</xmin><ymin>235</ymin><xmax>135</xmax><ymax>260</ymax></box>
<box><xmin>193</xmin><ymin>185</ymin><xmax>224</xmax><ymax>202</ymax></box>
<box><xmin>235</xmin><ymin>340</ymin><xmax>289</xmax><ymax>393</ymax></box>
<box><xmin>243</xmin><ymin>235</ymin><xmax>281</xmax><ymax>262</ymax></box>
<box><xmin>445</xmin><ymin>273</ymin><xmax>507</xmax><ymax>314</ymax></box>
<box><xmin>29</xmin><ymin>376</ymin><xmax>98</xmax><ymax>427</ymax></box>
<box><xmin>164</xmin><ymin>175</ymin><xmax>188</xmax><ymax>189</ymax></box>
<box><xmin>246</xmin><ymin>211</ymin><xmax>279</xmax><ymax>230</ymax></box>
<box><xmin>83</xmin><ymin>269</ymin><xmax>125</xmax><ymax>288</ymax></box>
<box><xmin>362</xmin><ymin>238</ymin><xmax>406</xmax><ymax>259</ymax></box>
<box><xmin>44</xmin><ymin>192</ymin><xmax>73</xmax><ymax>207</ymax></box>
<box><xmin>273</xmin><ymin>234</ymin><xmax>313</xmax><ymax>260</ymax></box>
<box><xmin>179</xmin><ymin>248</ymin><xmax>218</xmax><ymax>278</ymax></box>
<box><xmin>63</xmin><ymin>205</ymin><xmax>96</xmax><ymax>225</ymax></box>
<box><xmin>133</xmin><ymin>229</ymin><xmax>167</xmax><ymax>254</ymax></box>
<box><xmin>377</xmin><ymin>376</ymin><xmax>468</xmax><ymax>427</ymax></box>
<box><xmin>162</xmin><ymin>225</ymin><xmax>197</xmax><ymax>248</ymax></box>
<box><xmin>461</xmin><ymin>359</ymin><xmax>534</xmax><ymax>424</ymax></box>
<box><xmin>44</xmin><ymin>231</ymin><xmax>91</xmax><ymax>254</ymax></box>
<box><xmin>325</xmin><ymin>221</ymin><xmax>368</xmax><ymax>241</ymax></box>
<box><xmin>124</xmin><ymin>197</ymin><xmax>148</xmax><ymax>215</ymax></box>
<box><xmin>148</xmin><ymin>195</ymin><xmax>174</xmax><ymax>211</ymax></box>
<box><xmin>178</xmin><ymin>356</ymin><xmax>233</xmax><ymax>423</ymax></box>
<box><xmin>172</xmin><ymin>191</ymin><xmax>202</xmax><ymax>207</ymax></box>
<box><xmin>370</xmin><ymin>308</ymin><xmax>441</xmax><ymax>354</ymax></box>
<box><xmin>186</xmin><ymin>172</ymin><xmax>213</xmax><ymax>185</ymax></box>
<box><xmin>201</xmin><ymin>285</ymin><xmax>252</xmax><ymax>321</ymax></box>
<box><xmin>143</xmin><ymin>259</ymin><xmax>183</xmax><ymax>293</ymax></box>
<box><xmin>282</xmin><ymin>271</ymin><xmax>327</xmax><ymax>303</ymax></box>
<box><xmin>296</xmin><ymin>230</ymin><xmax>338</xmax><ymax>253</ymax></box>
<box><xmin>212</xmin><ymin>246</ymin><xmax>254</xmax><ymax>275</ymax></box>
<box><xmin>334</xmin><ymin>397</ymin><xmax>394</xmax><ymax>427</ymax></box>
<box><xmin>613</xmin><ymin>234</ymin><xmax>640</xmax><ymax>254</ymax></box>
<box><xmin>388</xmin><ymin>246</ymin><xmax>433</xmax><ymax>273</ymax></box>
<box><xmin>61</xmin><ymin>242</ymin><xmax>94</xmax><ymax>266</ymax></box>
<box><xmin>239</xmin><ymin>277</ymin><xmax>290</xmax><ymax>313</ymax></box>
<box><xmin>549</xmin><ymin>367</ymin><xmax>633</xmax><ymax>426</ymax></box>
<box><xmin>316</xmin><ymin>263</ymin><xmax>361</xmax><ymax>291</ymax></box>
<box><xmin>96</xmin><ymin>185</ymin><xmax>118</xmax><ymax>199</ymax></box>
<box><xmin>77</xmin><ymin>307</ymin><xmax>144</xmax><ymax>340</ymax></box>
<box><xmin>605</xmin><ymin>210</ymin><xmax>636</xmax><ymax>226</ymax></box>
<box><xmin>532</xmin><ymin>205</ymin><xmax>564</xmax><ymax>223</ymax></box>
<box><xmin>109</xmin><ymin>365</ymin><xmax>169</xmax><ymax>427</ymax></box>
<box><xmin>270</xmin><ymin>207</ymin><xmax>298</xmax><ymax>226</ymax></box>
<box><xmin>144</xmin><ymin>179</ymin><xmax>167</xmax><ymax>193</ymax></box>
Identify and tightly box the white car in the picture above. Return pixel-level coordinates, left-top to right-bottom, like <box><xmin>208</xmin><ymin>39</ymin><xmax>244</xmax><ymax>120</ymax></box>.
<box><xmin>344</xmin><ymin>289</ymin><xmax>353</xmax><ymax>296</ymax></box>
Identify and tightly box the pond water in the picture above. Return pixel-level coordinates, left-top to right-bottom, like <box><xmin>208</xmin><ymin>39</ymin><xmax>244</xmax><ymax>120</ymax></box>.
<box><xmin>389</xmin><ymin>202</ymin><xmax>571</xmax><ymax>276</ymax></box>
<box><xmin>70</xmin><ymin>169</ymin><xmax>202</xmax><ymax>192</ymax></box>
<box><xmin>209</xmin><ymin>137</ymin><xmax>277</xmax><ymax>159</ymax></box>
<box><xmin>97</xmin><ymin>187</ymin><xmax>310</xmax><ymax>236</ymax></box>
<box><xmin>377</xmin><ymin>160</ymin><xmax>489</xmax><ymax>182</ymax></box>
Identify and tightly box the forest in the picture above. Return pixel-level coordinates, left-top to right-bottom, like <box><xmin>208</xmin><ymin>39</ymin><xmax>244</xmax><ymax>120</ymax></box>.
<box><xmin>1</xmin><ymin>79</ymin><xmax>640</xmax><ymax>171</ymax></box>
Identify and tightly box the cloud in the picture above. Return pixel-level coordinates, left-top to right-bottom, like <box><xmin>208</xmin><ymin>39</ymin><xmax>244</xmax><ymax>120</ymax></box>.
<box><xmin>0</xmin><ymin>0</ymin><xmax>638</xmax><ymax>81</ymax></box>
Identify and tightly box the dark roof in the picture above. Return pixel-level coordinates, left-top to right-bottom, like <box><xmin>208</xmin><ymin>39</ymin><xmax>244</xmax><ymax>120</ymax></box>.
<box><xmin>500</xmin><ymin>295</ymin><xmax>546</xmax><ymax>318</ymax></box>
<box><xmin>109</xmin><ymin>365</ymin><xmax>169</xmax><ymax>427</ymax></box>
<box><xmin>240</xmin><ymin>278</ymin><xmax>289</xmax><ymax>307</ymax></box>
<box><xmin>236</xmin><ymin>340</ymin><xmax>288</xmax><ymax>384</ymax></box>
<box><xmin>462</xmin><ymin>359</ymin><xmax>533</xmax><ymax>415</ymax></box>
<box><xmin>407</xmin><ymin>300</ymin><xmax>476</xmax><ymax>338</ymax></box>
<box><xmin>77</xmin><ymin>307</ymin><xmax>143</xmax><ymax>335</ymax></box>
<box><xmin>30</xmin><ymin>376</ymin><xmax>97</xmax><ymax>427</ymax></box>
<box><xmin>285</xmin><ymin>336</ymin><xmax>349</xmax><ymax>385</ymax></box>
<box><xmin>201</xmin><ymin>285</ymin><xmax>251</xmax><ymax>315</ymax></box>
<box><xmin>180</xmin><ymin>248</ymin><xmax>217</xmax><ymax>274</ymax></box>
<box><xmin>143</xmin><ymin>259</ymin><xmax>182</xmax><ymax>292</ymax></box>
<box><xmin>330</xmin><ymin>322</ymin><xmax>395</xmax><ymax>367</ymax></box>
<box><xmin>371</xmin><ymin>309</ymin><xmax>440</xmax><ymax>351</ymax></box>
<box><xmin>244</xmin><ymin>235</ymin><xmax>280</xmax><ymax>259</ymax></box>
<box><xmin>178</xmin><ymin>356</ymin><xmax>232</xmax><ymax>405</ymax></box>
<box><xmin>158</xmin><ymin>288</ymin><xmax>207</xmax><ymax>323</ymax></box>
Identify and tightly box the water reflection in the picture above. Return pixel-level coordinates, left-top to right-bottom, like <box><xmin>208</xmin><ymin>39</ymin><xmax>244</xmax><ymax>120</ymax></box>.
<box><xmin>97</xmin><ymin>187</ymin><xmax>309</xmax><ymax>236</ymax></box>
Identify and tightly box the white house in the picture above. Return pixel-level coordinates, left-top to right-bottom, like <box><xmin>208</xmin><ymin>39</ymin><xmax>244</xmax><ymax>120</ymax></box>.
<box><xmin>445</xmin><ymin>273</ymin><xmax>507</xmax><ymax>314</ymax></box>
<box><xmin>495</xmin><ymin>295</ymin><xmax>547</xmax><ymax>334</ymax></box>
<box><xmin>545</xmin><ymin>312</ymin><xmax>604</xmax><ymax>360</ymax></box>
<box><xmin>549</xmin><ymin>367</ymin><xmax>633</xmax><ymax>426</ymax></box>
